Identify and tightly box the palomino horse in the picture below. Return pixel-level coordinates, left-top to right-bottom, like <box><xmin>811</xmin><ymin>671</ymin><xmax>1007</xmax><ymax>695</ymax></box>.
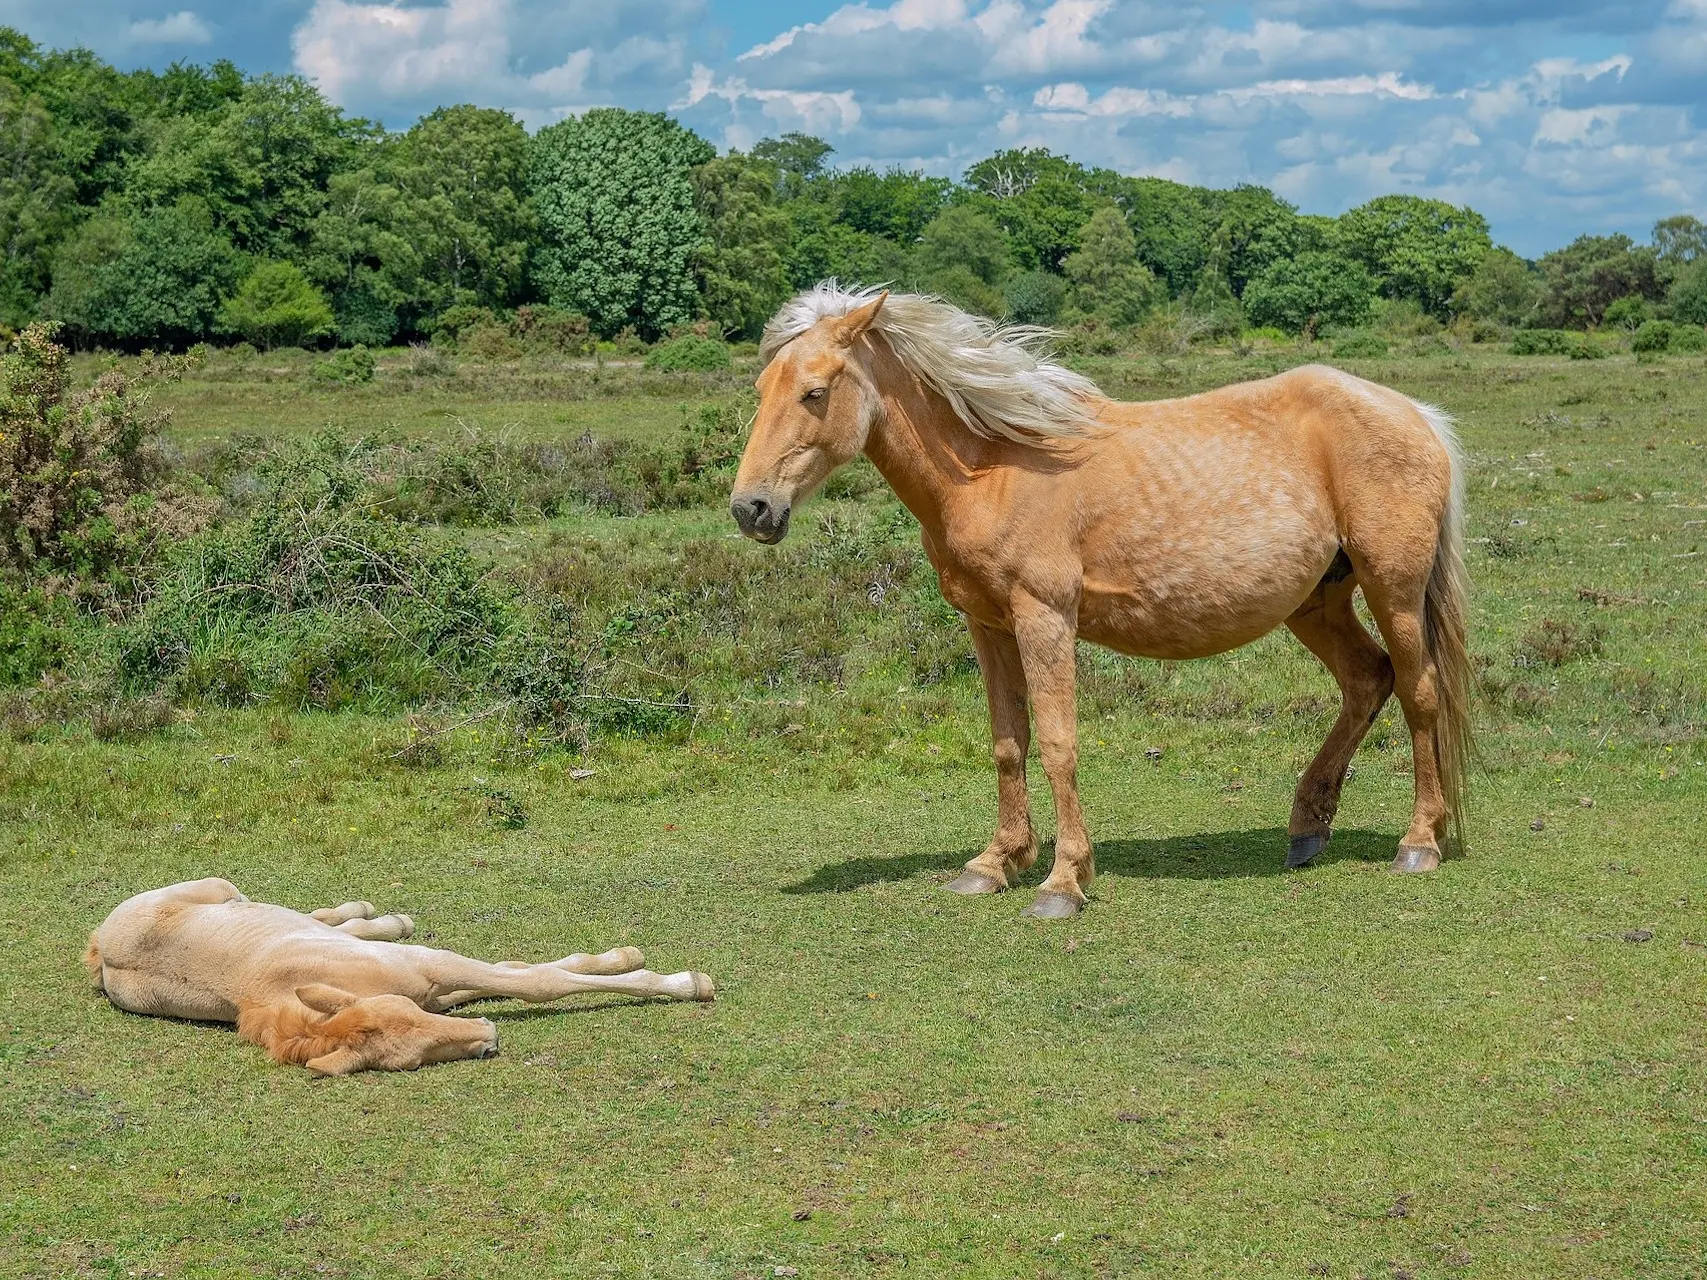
<box><xmin>87</xmin><ymin>879</ymin><xmax>714</xmax><ymax>1073</ymax></box>
<box><xmin>731</xmin><ymin>284</ymin><xmax>1472</xmax><ymax>919</ymax></box>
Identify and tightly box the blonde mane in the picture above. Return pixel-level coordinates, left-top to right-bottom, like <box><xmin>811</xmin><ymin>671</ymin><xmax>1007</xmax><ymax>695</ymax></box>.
<box><xmin>760</xmin><ymin>282</ymin><xmax>1105</xmax><ymax>443</ymax></box>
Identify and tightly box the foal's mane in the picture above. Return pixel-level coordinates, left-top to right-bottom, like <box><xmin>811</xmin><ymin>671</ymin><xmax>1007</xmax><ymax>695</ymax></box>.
<box><xmin>760</xmin><ymin>282</ymin><xmax>1105</xmax><ymax>444</ymax></box>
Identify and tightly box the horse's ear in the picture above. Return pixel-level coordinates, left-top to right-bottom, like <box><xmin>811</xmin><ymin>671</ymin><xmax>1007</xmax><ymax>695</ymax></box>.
<box><xmin>305</xmin><ymin>1045</ymin><xmax>365</xmax><ymax>1076</ymax></box>
<box><xmin>296</xmin><ymin>984</ymin><xmax>359</xmax><ymax>1015</ymax></box>
<box><xmin>834</xmin><ymin>291</ymin><xmax>888</xmax><ymax>344</ymax></box>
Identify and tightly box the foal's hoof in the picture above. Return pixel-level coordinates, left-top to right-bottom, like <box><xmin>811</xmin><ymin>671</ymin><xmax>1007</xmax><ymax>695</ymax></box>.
<box><xmin>944</xmin><ymin>870</ymin><xmax>1006</xmax><ymax>896</ymax></box>
<box><xmin>1020</xmin><ymin>891</ymin><xmax>1083</xmax><ymax>920</ymax></box>
<box><xmin>1391</xmin><ymin>844</ymin><xmax>1441</xmax><ymax>874</ymax></box>
<box><xmin>689</xmin><ymin>972</ymin><xmax>717</xmax><ymax>1002</ymax></box>
<box><xmin>1286</xmin><ymin>832</ymin><xmax>1329</xmax><ymax>869</ymax></box>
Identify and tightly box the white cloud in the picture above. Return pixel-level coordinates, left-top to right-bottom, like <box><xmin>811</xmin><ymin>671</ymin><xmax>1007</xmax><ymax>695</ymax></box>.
<box><xmin>677</xmin><ymin>65</ymin><xmax>862</xmax><ymax>134</ymax></box>
<box><xmin>290</xmin><ymin>0</ymin><xmax>694</xmax><ymax>121</ymax></box>
<box><xmin>127</xmin><ymin>10</ymin><xmax>211</xmax><ymax>45</ymax></box>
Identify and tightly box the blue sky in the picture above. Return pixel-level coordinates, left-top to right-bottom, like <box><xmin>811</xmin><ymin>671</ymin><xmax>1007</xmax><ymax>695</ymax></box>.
<box><xmin>4</xmin><ymin>1</ymin><xmax>1704</xmax><ymax>255</ymax></box>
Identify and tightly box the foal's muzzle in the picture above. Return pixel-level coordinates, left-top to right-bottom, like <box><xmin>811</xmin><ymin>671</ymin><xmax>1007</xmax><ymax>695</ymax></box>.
<box><xmin>730</xmin><ymin>493</ymin><xmax>791</xmax><ymax>543</ymax></box>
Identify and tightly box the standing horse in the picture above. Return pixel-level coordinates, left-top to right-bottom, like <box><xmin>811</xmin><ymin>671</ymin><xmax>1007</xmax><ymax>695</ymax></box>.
<box><xmin>731</xmin><ymin>284</ymin><xmax>1472</xmax><ymax>919</ymax></box>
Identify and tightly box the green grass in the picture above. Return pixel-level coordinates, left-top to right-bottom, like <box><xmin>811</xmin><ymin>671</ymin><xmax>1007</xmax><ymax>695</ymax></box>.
<box><xmin>5</xmin><ymin>344</ymin><xmax>1707</xmax><ymax>1278</ymax></box>
<box><xmin>122</xmin><ymin>346</ymin><xmax>756</xmax><ymax>447</ymax></box>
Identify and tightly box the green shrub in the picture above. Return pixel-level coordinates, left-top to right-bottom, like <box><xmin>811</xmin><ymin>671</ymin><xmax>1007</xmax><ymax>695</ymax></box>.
<box><xmin>1670</xmin><ymin>259</ymin><xmax>1707</xmax><ymax>325</ymax></box>
<box><xmin>112</xmin><ymin>440</ymin><xmax>523</xmax><ymax>712</ymax></box>
<box><xmin>1511</xmin><ymin>328</ymin><xmax>1598</xmax><ymax>357</ymax></box>
<box><xmin>312</xmin><ymin>345</ymin><xmax>376</xmax><ymax>384</ymax></box>
<box><xmin>1332</xmin><ymin>331</ymin><xmax>1390</xmax><ymax>358</ymax></box>
<box><xmin>1057</xmin><ymin>319</ymin><xmax>1124</xmax><ymax>356</ymax></box>
<box><xmin>1603</xmin><ymin>295</ymin><xmax>1652</xmax><ymax>332</ymax></box>
<box><xmin>1511</xmin><ymin>328</ymin><xmax>1569</xmax><ymax>355</ymax></box>
<box><xmin>1631</xmin><ymin>320</ymin><xmax>1675</xmax><ymax>354</ymax></box>
<box><xmin>0</xmin><ymin>583</ymin><xmax>80</xmax><ymax>685</ymax></box>
<box><xmin>1670</xmin><ymin>324</ymin><xmax>1707</xmax><ymax>353</ymax></box>
<box><xmin>645</xmin><ymin>335</ymin><xmax>732</xmax><ymax>371</ymax></box>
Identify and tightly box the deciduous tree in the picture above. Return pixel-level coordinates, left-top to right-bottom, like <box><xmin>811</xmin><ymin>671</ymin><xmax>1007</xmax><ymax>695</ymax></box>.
<box><xmin>530</xmin><ymin>108</ymin><xmax>713</xmax><ymax>338</ymax></box>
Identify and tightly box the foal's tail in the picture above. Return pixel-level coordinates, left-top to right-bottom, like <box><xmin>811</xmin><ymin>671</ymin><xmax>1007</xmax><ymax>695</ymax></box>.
<box><xmin>1413</xmin><ymin>400</ymin><xmax>1475</xmax><ymax>854</ymax></box>
<box><xmin>83</xmin><ymin>934</ymin><xmax>105</xmax><ymax>991</ymax></box>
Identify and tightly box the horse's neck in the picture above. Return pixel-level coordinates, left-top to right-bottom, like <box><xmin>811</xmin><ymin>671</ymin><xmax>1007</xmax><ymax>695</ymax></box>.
<box><xmin>861</xmin><ymin>362</ymin><xmax>983</xmax><ymax>542</ymax></box>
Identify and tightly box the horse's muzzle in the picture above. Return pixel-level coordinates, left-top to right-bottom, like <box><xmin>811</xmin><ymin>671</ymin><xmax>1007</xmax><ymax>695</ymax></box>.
<box><xmin>730</xmin><ymin>493</ymin><xmax>791</xmax><ymax>544</ymax></box>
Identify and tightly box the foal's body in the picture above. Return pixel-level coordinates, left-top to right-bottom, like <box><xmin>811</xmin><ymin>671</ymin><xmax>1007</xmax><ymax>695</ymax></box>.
<box><xmin>88</xmin><ymin>879</ymin><xmax>713</xmax><ymax>1073</ymax></box>
<box><xmin>732</xmin><ymin>286</ymin><xmax>1471</xmax><ymax>918</ymax></box>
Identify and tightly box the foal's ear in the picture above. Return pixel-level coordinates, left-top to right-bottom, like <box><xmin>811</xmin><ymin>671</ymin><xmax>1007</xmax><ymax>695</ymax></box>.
<box><xmin>834</xmin><ymin>291</ymin><xmax>888</xmax><ymax>344</ymax></box>
<box><xmin>295</xmin><ymin>983</ymin><xmax>359</xmax><ymax>1015</ymax></box>
<box><xmin>304</xmin><ymin>1045</ymin><xmax>365</xmax><ymax>1076</ymax></box>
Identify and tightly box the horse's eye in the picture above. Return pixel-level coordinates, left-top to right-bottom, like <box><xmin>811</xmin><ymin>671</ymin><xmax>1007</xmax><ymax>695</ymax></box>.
<box><xmin>802</xmin><ymin>387</ymin><xmax>826</xmax><ymax>402</ymax></box>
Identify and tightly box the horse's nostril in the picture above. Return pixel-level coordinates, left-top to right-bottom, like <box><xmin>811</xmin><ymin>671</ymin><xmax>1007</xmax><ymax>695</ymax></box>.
<box><xmin>749</xmin><ymin>497</ymin><xmax>770</xmax><ymax>520</ymax></box>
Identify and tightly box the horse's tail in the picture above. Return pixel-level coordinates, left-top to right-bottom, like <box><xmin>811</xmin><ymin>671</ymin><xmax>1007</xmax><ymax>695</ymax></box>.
<box><xmin>1412</xmin><ymin>400</ymin><xmax>1475</xmax><ymax>854</ymax></box>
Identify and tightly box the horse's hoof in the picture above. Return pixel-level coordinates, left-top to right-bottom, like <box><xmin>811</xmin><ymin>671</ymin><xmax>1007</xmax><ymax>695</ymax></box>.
<box><xmin>944</xmin><ymin>870</ymin><xmax>1006</xmax><ymax>896</ymax></box>
<box><xmin>1020</xmin><ymin>891</ymin><xmax>1083</xmax><ymax>920</ymax></box>
<box><xmin>1286</xmin><ymin>832</ymin><xmax>1329</xmax><ymax>869</ymax></box>
<box><xmin>1391</xmin><ymin>845</ymin><xmax>1440</xmax><ymax>874</ymax></box>
<box><xmin>690</xmin><ymin>972</ymin><xmax>716</xmax><ymax>1002</ymax></box>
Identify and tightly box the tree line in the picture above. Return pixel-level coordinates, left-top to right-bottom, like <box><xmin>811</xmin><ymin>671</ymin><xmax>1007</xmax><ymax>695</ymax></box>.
<box><xmin>3</xmin><ymin>29</ymin><xmax>1705</xmax><ymax>352</ymax></box>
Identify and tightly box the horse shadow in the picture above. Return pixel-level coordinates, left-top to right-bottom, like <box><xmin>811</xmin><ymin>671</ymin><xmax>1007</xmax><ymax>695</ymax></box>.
<box><xmin>781</xmin><ymin>826</ymin><xmax>1395</xmax><ymax>894</ymax></box>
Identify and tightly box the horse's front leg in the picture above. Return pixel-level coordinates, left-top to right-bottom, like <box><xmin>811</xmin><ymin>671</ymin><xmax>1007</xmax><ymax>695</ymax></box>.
<box><xmin>945</xmin><ymin>622</ymin><xmax>1039</xmax><ymax>895</ymax></box>
<box><xmin>1012</xmin><ymin>597</ymin><xmax>1092</xmax><ymax>919</ymax></box>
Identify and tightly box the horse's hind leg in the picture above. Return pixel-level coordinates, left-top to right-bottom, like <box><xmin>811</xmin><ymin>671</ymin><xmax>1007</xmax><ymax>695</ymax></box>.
<box><xmin>430</xmin><ymin>949</ymin><xmax>646</xmax><ymax>1009</ymax></box>
<box><xmin>336</xmin><ymin>914</ymin><xmax>415</xmax><ymax>941</ymax></box>
<box><xmin>311</xmin><ymin>901</ymin><xmax>376</xmax><ymax>925</ymax></box>
<box><xmin>415</xmin><ymin>951</ymin><xmax>712</xmax><ymax>1012</ymax></box>
<box><xmin>1283</xmin><ymin>572</ymin><xmax>1394</xmax><ymax>867</ymax></box>
<box><xmin>1355</xmin><ymin>557</ymin><xmax>1450</xmax><ymax>873</ymax></box>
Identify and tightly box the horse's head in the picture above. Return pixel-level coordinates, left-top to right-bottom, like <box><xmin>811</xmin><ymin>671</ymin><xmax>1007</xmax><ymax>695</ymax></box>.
<box><xmin>731</xmin><ymin>291</ymin><xmax>887</xmax><ymax>544</ymax></box>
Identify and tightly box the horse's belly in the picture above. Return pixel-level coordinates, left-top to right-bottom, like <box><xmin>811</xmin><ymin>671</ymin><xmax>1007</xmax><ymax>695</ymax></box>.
<box><xmin>1078</xmin><ymin>526</ymin><xmax>1335</xmax><ymax>659</ymax></box>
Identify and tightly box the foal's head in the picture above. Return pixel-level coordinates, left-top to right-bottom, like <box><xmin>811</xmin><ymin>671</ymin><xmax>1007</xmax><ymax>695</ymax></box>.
<box><xmin>730</xmin><ymin>291</ymin><xmax>887</xmax><ymax>544</ymax></box>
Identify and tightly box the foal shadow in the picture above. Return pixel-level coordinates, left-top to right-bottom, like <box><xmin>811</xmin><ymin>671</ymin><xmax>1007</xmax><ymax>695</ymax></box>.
<box><xmin>782</xmin><ymin>826</ymin><xmax>1393</xmax><ymax>894</ymax></box>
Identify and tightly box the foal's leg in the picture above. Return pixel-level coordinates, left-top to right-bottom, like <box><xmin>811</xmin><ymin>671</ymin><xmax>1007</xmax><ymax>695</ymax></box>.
<box><xmin>1357</xmin><ymin>565</ymin><xmax>1449</xmax><ymax>873</ymax></box>
<box><xmin>429</xmin><ymin>948</ymin><xmax>646</xmax><ymax>1009</ymax></box>
<box><xmin>946</xmin><ymin>622</ymin><xmax>1039</xmax><ymax>895</ymax></box>
<box><xmin>336</xmin><ymin>914</ymin><xmax>415</xmax><ymax>941</ymax></box>
<box><xmin>414</xmin><ymin>951</ymin><xmax>712</xmax><ymax>1013</ymax></box>
<box><xmin>1283</xmin><ymin>576</ymin><xmax>1395</xmax><ymax>867</ymax></box>
<box><xmin>311</xmin><ymin>901</ymin><xmax>376</xmax><ymax>925</ymax></box>
<box><xmin>1012</xmin><ymin>598</ymin><xmax>1092</xmax><ymax>919</ymax></box>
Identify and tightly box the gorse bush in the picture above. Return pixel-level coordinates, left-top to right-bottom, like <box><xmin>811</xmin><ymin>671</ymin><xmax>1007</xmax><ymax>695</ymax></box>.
<box><xmin>1332</xmin><ymin>331</ymin><xmax>1391</xmax><ymax>358</ymax></box>
<box><xmin>1631</xmin><ymin>320</ymin><xmax>1675</xmax><ymax>355</ymax></box>
<box><xmin>312</xmin><ymin>345</ymin><xmax>376</xmax><ymax>384</ymax></box>
<box><xmin>0</xmin><ymin>323</ymin><xmax>215</xmax><ymax>603</ymax></box>
<box><xmin>1670</xmin><ymin>324</ymin><xmax>1707</xmax><ymax>353</ymax></box>
<box><xmin>513</xmin><ymin>305</ymin><xmax>593</xmax><ymax>356</ymax></box>
<box><xmin>1511</xmin><ymin>328</ymin><xmax>1591</xmax><ymax>357</ymax></box>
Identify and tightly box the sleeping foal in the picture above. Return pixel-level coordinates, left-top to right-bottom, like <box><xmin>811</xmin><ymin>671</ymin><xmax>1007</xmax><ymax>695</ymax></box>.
<box><xmin>85</xmin><ymin>878</ymin><xmax>714</xmax><ymax>1074</ymax></box>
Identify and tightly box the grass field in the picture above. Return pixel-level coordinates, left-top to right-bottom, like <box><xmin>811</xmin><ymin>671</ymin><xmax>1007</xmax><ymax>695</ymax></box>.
<box><xmin>4</xmin><ymin>343</ymin><xmax>1706</xmax><ymax>1278</ymax></box>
